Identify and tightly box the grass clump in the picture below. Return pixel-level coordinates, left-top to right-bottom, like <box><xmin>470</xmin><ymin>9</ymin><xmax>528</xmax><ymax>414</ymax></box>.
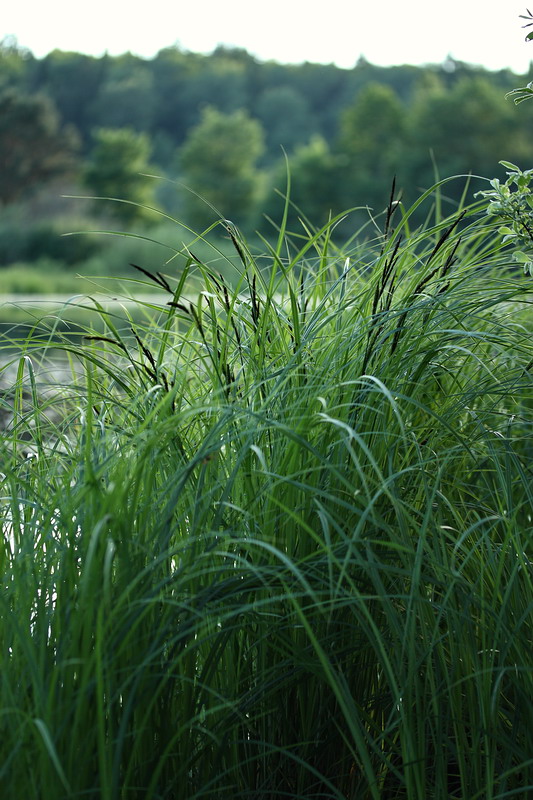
<box><xmin>1</xmin><ymin>183</ymin><xmax>532</xmax><ymax>799</ymax></box>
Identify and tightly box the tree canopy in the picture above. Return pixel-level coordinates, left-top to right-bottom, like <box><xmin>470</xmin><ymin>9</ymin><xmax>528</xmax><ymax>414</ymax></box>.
<box><xmin>0</xmin><ymin>88</ymin><xmax>79</xmax><ymax>205</ymax></box>
<box><xmin>1</xmin><ymin>41</ymin><xmax>532</xmax><ymax>230</ymax></box>
<box><xmin>84</xmin><ymin>127</ymin><xmax>155</xmax><ymax>222</ymax></box>
<box><xmin>180</xmin><ymin>107</ymin><xmax>265</xmax><ymax>229</ymax></box>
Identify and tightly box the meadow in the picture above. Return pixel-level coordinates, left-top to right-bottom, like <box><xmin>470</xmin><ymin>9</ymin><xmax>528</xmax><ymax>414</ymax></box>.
<box><xmin>1</xmin><ymin>179</ymin><xmax>532</xmax><ymax>799</ymax></box>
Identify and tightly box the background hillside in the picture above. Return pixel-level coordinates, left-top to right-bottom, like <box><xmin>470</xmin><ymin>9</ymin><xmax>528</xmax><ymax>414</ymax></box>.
<box><xmin>1</xmin><ymin>37</ymin><xmax>533</xmax><ymax>291</ymax></box>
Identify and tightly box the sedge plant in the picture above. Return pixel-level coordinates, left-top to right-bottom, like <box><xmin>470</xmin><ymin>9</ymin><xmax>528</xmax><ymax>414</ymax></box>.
<box><xmin>1</xmin><ymin>178</ymin><xmax>532</xmax><ymax>799</ymax></box>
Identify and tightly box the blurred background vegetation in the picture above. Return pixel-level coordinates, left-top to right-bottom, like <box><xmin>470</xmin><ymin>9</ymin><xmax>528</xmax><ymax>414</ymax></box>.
<box><xmin>1</xmin><ymin>35</ymin><xmax>533</xmax><ymax>293</ymax></box>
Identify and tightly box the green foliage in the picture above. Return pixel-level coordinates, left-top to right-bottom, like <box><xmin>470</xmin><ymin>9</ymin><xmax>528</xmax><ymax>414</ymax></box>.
<box><xmin>500</xmin><ymin>9</ymin><xmax>533</xmax><ymax>105</ymax></box>
<box><xmin>0</xmin><ymin>88</ymin><xmax>79</xmax><ymax>205</ymax></box>
<box><xmin>1</xmin><ymin>192</ymin><xmax>532</xmax><ymax>798</ymax></box>
<box><xmin>37</xmin><ymin>50</ymin><xmax>107</xmax><ymax>140</ymax></box>
<box><xmin>193</xmin><ymin>47</ymin><xmax>250</xmax><ymax>114</ymax></box>
<box><xmin>403</xmin><ymin>76</ymin><xmax>531</xmax><ymax>204</ymax></box>
<box><xmin>0</xmin><ymin>260</ymin><xmax>92</xmax><ymax>293</ymax></box>
<box><xmin>523</xmin><ymin>6</ymin><xmax>533</xmax><ymax>38</ymax></box>
<box><xmin>265</xmin><ymin>135</ymin><xmax>345</xmax><ymax>230</ymax></box>
<box><xmin>2</xmin><ymin>38</ymin><xmax>533</xmax><ymax>274</ymax></box>
<box><xmin>337</xmin><ymin>83</ymin><xmax>407</xmax><ymax>209</ymax></box>
<box><xmin>149</xmin><ymin>46</ymin><xmax>205</xmax><ymax>144</ymax></box>
<box><xmin>180</xmin><ymin>107</ymin><xmax>265</xmax><ymax>229</ymax></box>
<box><xmin>476</xmin><ymin>160</ymin><xmax>533</xmax><ymax>274</ymax></box>
<box><xmin>506</xmin><ymin>80</ymin><xmax>533</xmax><ymax>104</ymax></box>
<box><xmin>89</xmin><ymin>62</ymin><xmax>156</xmax><ymax>132</ymax></box>
<box><xmin>255</xmin><ymin>85</ymin><xmax>315</xmax><ymax>155</ymax></box>
<box><xmin>0</xmin><ymin>36</ymin><xmax>33</xmax><ymax>90</ymax></box>
<box><xmin>2</xmin><ymin>41</ymin><xmax>533</xmax><ymax>228</ymax></box>
<box><xmin>0</xmin><ymin>217</ymin><xmax>100</xmax><ymax>267</ymax></box>
<box><xmin>84</xmin><ymin>127</ymin><xmax>155</xmax><ymax>223</ymax></box>
<box><xmin>506</xmin><ymin>9</ymin><xmax>533</xmax><ymax>103</ymax></box>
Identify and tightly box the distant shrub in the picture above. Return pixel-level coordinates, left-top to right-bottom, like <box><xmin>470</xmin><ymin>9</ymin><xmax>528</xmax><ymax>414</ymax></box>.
<box><xmin>0</xmin><ymin>220</ymin><xmax>101</xmax><ymax>267</ymax></box>
<box><xmin>0</xmin><ymin>260</ymin><xmax>83</xmax><ymax>293</ymax></box>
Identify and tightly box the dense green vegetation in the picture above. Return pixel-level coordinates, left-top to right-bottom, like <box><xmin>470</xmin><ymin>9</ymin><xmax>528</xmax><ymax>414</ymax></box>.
<box><xmin>1</xmin><ymin>182</ymin><xmax>532</xmax><ymax>798</ymax></box>
<box><xmin>1</xmin><ymin>37</ymin><xmax>533</xmax><ymax>292</ymax></box>
<box><xmin>1</xmin><ymin>16</ymin><xmax>532</xmax><ymax>797</ymax></box>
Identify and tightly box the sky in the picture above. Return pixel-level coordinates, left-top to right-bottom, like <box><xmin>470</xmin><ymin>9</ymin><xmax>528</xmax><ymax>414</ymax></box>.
<box><xmin>2</xmin><ymin>0</ymin><xmax>533</xmax><ymax>74</ymax></box>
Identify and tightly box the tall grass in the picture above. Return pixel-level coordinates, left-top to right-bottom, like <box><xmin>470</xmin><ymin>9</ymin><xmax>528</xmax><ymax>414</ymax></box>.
<box><xmin>1</xmin><ymin>183</ymin><xmax>532</xmax><ymax>799</ymax></box>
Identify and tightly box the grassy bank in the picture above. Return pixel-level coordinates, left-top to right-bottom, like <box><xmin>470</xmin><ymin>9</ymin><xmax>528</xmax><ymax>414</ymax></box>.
<box><xmin>1</xmin><ymin>184</ymin><xmax>532</xmax><ymax>799</ymax></box>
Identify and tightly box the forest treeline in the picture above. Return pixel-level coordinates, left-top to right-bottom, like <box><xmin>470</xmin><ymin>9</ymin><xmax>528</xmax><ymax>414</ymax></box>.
<box><xmin>1</xmin><ymin>35</ymin><xmax>533</xmax><ymax>278</ymax></box>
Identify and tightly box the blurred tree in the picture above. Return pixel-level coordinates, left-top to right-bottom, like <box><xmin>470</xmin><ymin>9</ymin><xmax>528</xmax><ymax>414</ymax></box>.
<box><xmin>286</xmin><ymin>61</ymin><xmax>350</xmax><ymax>141</ymax></box>
<box><xmin>84</xmin><ymin>128</ymin><xmax>155</xmax><ymax>223</ymax></box>
<box><xmin>150</xmin><ymin>47</ymin><xmax>202</xmax><ymax>145</ymax></box>
<box><xmin>264</xmin><ymin>136</ymin><xmax>345</xmax><ymax>232</ymax></box>
<box><xmin>337</xmin><ymin>83</ymin><xmax>407</xmax><ymax>211</ymax></box>
<box><xmin>34</xmin><ymin>51</ymin><xmax>107</xmax><ymax>146</ymax></box>
<box><xmin>255</xmin><ymin>86</ymin><xmax>315</xmax><ymax>157</ymax></box>
<box><xmin>179</xmin><ymin>107</ymin><xmax>265</xmax><ymax>229</ymax></box>
<box><xmin>89</xmin><ymin>63</ymin><xmax>156</xmax><ymax>132</ymax></box>
<box><xmin>403</xmin><ymin>76</ymin><xmax>531</xmax><ymax>201</ymax></box>
<box><xmin>0</xmin><ymin>36</ymin><xmax>33</xmax><ymax>90</ymax></box>
<box><xmin>189</xmin><ymin>49</ymin><xmax>250</xmax><ymax>114</ymax></box>
<box><xmin>150</xmin><ymin>46</ymin><xmax>251</xmax><ymax>148</ymax></box>
<box><xmin>0</xmin><ymin>88</ymin><xmax>79</xmax><ymax>206</ymax></box>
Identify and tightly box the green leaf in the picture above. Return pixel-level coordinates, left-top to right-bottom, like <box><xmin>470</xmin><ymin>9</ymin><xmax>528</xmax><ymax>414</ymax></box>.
<box><xmin>514</xmin><ymin>93</ymin><xmax>533</xmax><ymax>105</ymax></box>
<box><xmin>499</xmin><ymin>161</ymin><xmax>520</xmax><ymax>172</ymax></box>
<box><xmin>33</xmin><ymin>719</ymin><xmax>72</xmax><ymax>793</ymax></box>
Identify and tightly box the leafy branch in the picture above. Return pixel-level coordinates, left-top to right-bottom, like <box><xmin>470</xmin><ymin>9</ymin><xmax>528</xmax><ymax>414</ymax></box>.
<box><xmin>506</xmin><ymin>9</ymin><xmax>533</xmax><ymax>104</ymax></box>
<box><xmin>476</xmin><ymin>161</ymin><xmax>533</xmax><ymax>275</ymax></box>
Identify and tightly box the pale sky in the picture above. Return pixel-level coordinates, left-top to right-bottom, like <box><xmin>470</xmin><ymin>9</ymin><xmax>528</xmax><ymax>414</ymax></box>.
<box><xmin>2</xmin><ymin>0</ymin><xmax>533</xmax><ymax>73</ymax></box>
